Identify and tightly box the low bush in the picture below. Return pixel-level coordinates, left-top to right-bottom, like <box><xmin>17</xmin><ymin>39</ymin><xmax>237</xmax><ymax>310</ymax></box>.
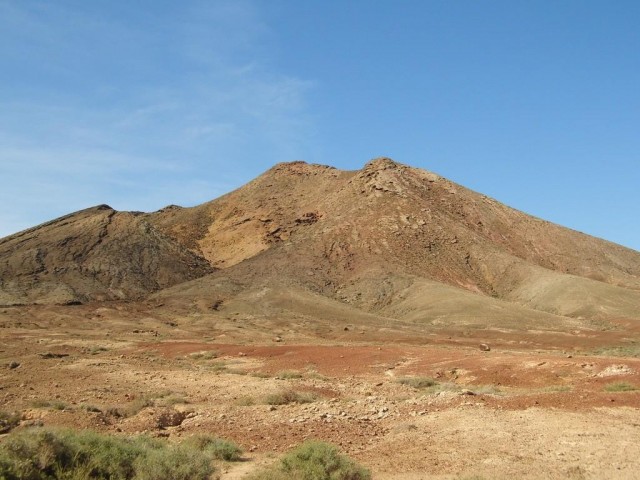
<box><xmin>182</xmin><ymin>435</ymin><xmax>243</xmax><ymax>461</ymax></box>
<box><xmin>265</xmin><ymin>389</ymin><xmax>317</xmax><ymax>405</ymax></box>
<box><xmin>247</xmin><ymin>440</ymin><xmax>370</xmax><ymax>480</ymax></box>
<box><xmin>0</xmin><ymin>427</ymin><xmax>241</xmax><ymax>479</ymax></box>
<box><xmin>132</xmin><ymin>443</ymin><xmax>214</xmax><ymax>480</ymax></box>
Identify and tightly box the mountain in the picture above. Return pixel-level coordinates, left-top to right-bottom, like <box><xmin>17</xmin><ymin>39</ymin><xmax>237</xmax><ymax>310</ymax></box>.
<box><xmin>2</xmin><ymin>158</ymin><xmax>640</xmax><ymax>334</ymax></box>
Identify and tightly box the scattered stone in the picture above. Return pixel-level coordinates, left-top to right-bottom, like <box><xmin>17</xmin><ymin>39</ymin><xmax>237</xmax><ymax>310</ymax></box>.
<box><xmin>479</xmin><ymin>343</ymin><xmax>491</xmax><ymax>352</ymax></box>
<box><xmin>8</xmin><ymin>361</ymin><xmax>20</xmax><ymax>369</ymax></box>
<box><xmin>211</xmin><ymin>300</ymin><xmax>223</xmax><ymax>311</ymax></box>
<box><xmin>274</xmin><ymin>336</ymin><xmax>283</xmax><ymax>343</ymax></box>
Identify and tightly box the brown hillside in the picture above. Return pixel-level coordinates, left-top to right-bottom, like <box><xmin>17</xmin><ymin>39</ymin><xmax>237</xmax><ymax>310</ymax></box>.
<box><xmin>150</xmin><ymin>158</ymin><xmax>640</xmax><ymax>290</ymax></box>
<box><xmin>148</xmin><ymin>158</ymin><xmax>640</xmax><ymax>326</ymax></box>
<box><xmin>2</xmin><ymin>157</ymin><xmax>640</xmax><ymax>327</ymax></box>
<box><xmin>0</xmin><ymin>205</ymin><xmax>212</xmax><ymax>305</ymax></box>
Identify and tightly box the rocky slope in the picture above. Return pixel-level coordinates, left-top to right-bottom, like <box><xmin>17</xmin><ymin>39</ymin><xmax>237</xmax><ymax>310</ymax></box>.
<box><xmin>148</xmin><ymin>158</ymin><xmax>640</xmax><ymax>326</ymax></box>
<box><xmin>0</xmin><ymin>205</ymin><xmax>212</xmax><ymax>305</ymax></box>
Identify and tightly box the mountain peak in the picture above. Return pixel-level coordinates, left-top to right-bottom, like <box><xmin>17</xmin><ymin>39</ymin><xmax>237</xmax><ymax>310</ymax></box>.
<box><xmin>363</xmin><ymin>157</ymin><xmax>404</xmax><ymax>171</ymax></box>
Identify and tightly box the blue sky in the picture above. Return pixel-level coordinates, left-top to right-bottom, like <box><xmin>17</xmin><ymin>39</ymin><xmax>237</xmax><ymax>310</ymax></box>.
<box><xmin>1</xmin><ymin>1</ymin><xmax>639</xmax><ymax>251</ymax></box>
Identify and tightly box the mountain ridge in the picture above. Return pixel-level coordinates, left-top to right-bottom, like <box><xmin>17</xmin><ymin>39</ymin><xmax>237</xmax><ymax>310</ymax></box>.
<box><xmin>2</xmin><ymin>158</ymin><xmax>639</xmax><ymax>333</ymax></box>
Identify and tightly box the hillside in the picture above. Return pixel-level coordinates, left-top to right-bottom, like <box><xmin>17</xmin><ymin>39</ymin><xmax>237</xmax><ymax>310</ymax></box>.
<box><xmin>147</xmin><ymin>158</ymin><xmax>640</xmax><ymax>329</ymax></box>
<box><xmin>0</xmin><ymin>205</ymin><xmax>212</xmax><ymax>305</ymax></box>
<box><xmin>2</xmin><ymin>158</ymin><xmax>640</xmax><ymax>331</ymax></box>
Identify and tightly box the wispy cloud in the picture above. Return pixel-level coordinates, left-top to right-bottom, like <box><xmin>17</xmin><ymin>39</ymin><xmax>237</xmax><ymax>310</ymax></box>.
<box><xmin>0</xmin><ymin>0</ymin><xmax>315</xmax><ymax>238</ymax></box>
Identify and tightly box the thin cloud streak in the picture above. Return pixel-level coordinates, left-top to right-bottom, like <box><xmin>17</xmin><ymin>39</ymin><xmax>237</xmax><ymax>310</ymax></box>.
<box><xmin>0</xmin><ymin>0</ymin><xmax>316</xmax><ymax>238</ymax></box>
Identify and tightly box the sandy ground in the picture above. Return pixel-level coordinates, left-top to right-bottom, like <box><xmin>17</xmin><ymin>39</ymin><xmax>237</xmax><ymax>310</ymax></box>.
<box><xmin>1</xmin><ymin>304</ymin><xmax>640</xmax><ymax>479</ymax></box>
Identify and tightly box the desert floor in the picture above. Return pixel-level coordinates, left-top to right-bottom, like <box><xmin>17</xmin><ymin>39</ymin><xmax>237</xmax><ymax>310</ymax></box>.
<box><xmin>1</xmin><ymin>303</ymin><xmax>639</xmax><ymax>479</ymax></box>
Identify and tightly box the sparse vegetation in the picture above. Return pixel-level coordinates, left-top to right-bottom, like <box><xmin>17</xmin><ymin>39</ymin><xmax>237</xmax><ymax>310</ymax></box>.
<box><xmin>276</xmin><ymin>370</ymin><xmax>303</xmax><ymax>379</ymax></box>
<box><xmin>182</xmin><ymin>435</ymin><xmax>243</xmax><ymax>461</ymax></box>
<box><xmin>247</xmin><ymin>440</ymin><xmax>370</xmax><ymax>480</ymax></box>
<box><xmin>238</xmin><ymin>389</ymin><xmax>320</xmax><ymax>406</ymax></box>
<box><xmin>80</xmin><ymin>403</ymin><xmax>103</xmax><ymax>413</ymax></box>
<box><xmin>397</xmin><ymin>376</ymin><xmax>438</xmax><ymax>389</ymax></box>
<box><xmin>204</xmin><ymin>361</ymin><xmax>229</xmax><ymax>373</ymax></box>
<box><xmin>86</xmin><ymin>346</ymin><xmax>109</xmax><ymax>355</ymax></box>
<box><xmin>226</xmin><ymin>367</ymin><xmax>249</xmax><ymax>375</ymax></box>
<box><xmin>604</xmin><ymin>382</ymin><xmax>638</xmax><ymax>392</ymax></box>
<box><xmin>594</xmin><ymin>344</ymin><xmax>640</xmax><ymax>358</ymax></box>
<box><xmin>540</xmin><ymin>385</ymin><xmax>571</xmax><ymax>393</ymax></box>
<box><xmin>0</xmin><ymin>427</ymin><xmax>239</xmax><ymax>480</ymax></box>
<box><xmin>234</xmin><ymin>396</ymin><xmax>257</xmax><ymax>406</ymax></box>
<box><xmin>107</xmin><ymin>391</ymin><xmax>188</xmax><ymax>418</ymax></box>
<box><xmin>265</xmin><ymin>389</ymin><xmax>317</xmax><ymax>405</ymax></box>
<box><xmin>472</xmin><ymin>384</ymin><xmax>503</xmax><ymax>395</ymax></box>
<box><xmin>0</xmin><ymin>411</ymin><xmax>20</xmax><ymax>434</ymax></box>
<box><xmin>189</xmin><ymin>350</ymin><xmax>219</xmax><ymax>360</ymax></box>
<box><xmin>31</xmin><ymin>399</ymin><xmax>69</xmax><ymax>410</ymax></box>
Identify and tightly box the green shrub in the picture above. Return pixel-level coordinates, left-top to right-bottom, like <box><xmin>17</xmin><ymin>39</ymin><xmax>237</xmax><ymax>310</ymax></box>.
<box><xmin>248</xmin><ymin>440</ymin><xmax>370</xmax><ymax>480</ymax></box>
<box><xmin>604</xmin><ymin>382</ymin><xmax>638</xmax><ymax>392</ymax></box>
<box><xmin>0</xmin><ymin>427</ymin><xmax>221</xmax><ymax>480</ymax></box>
<box><xmin>132</xmin><ymin>443</ymin><xmax>213</xmax><ymax>480</ymax></box>
<box><xmin>0</xmin><ymin>428</ymin><xmax>145</xmax><ymax>480</ymax></box>
<box><xmin>182</xmin><ymin>435</ymin><xmax>243</xmax><ymax>461</ymax></box>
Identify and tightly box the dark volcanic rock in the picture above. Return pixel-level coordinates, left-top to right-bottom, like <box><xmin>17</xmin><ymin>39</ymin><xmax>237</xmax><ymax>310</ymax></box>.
<box><xmin>0</xmin><ymin>205</ymin><xmax>213</xmax><ymax>305</ymax></box>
